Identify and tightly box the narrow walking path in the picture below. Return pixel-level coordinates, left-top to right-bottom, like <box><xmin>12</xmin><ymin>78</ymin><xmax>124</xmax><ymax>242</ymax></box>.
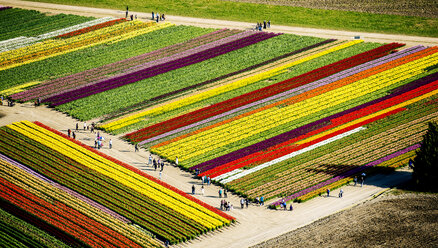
<box><xmin>0</xmin><ymin>103</ymin><xmax>413</xmax><ymax>247</ymax></box>
<box><xmin>1</xmin><ymin>0</ymin><xmax>438</xmax><ymax>47</ymax></box>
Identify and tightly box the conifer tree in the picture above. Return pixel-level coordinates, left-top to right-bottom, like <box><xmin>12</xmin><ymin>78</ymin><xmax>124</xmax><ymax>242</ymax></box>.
<box><xmin>412</xmin><ymin>122</ymin><xmax>438</xmax><ymax>192</ymax></box>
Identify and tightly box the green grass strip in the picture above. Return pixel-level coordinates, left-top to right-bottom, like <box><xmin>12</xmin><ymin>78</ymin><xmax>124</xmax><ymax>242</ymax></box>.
<box><xmin>29</xmin><ymin>0</ymin><xmax>438</xmax><ymax>37</ymax></box>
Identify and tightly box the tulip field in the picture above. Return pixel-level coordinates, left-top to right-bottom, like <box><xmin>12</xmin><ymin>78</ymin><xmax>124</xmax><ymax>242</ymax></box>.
<box><xmin>1</xmin><ymin>5</ymin><xmax>438</xmax><ymax>244</ymax></box>
<box><xmin>0</xmin><ymin>121</ymin><xmax>235</xmax><ymax>246</ymax></box>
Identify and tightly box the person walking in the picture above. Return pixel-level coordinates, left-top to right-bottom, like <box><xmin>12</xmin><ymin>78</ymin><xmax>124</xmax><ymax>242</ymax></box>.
<box><xmin>218</xmin><ymin>189</ymin><xmax>222</xmax><ymax>198</ymax></box>
<box><xmin>152</xmin><ymin>11</ymin><xmax>154</xmax><ymax>20</ymax></box>
<box><xmin>153</xmin><ymin>159</ymin><xmax>157</xmax><ymax>171</ymax></box>
<box><xmin>83</xmin><ymin>122</ymin><xmax>87</xmax><ymax>131</ymax></box>
<box><xmin>245</xmin><ymin>199</ymin><xmax>249</xmax><ymax>208</ymax></box>
<box><xmin>67</xmin><ymin>129</ymin><xmax>71</xmax><ymax>137</ymax></box>
<box><xmin>267</xmin><ymin>20</ymin><xmax>271</xmax><ymax>28</ymax></box>
<box><xmin>148</xmin><ymin>154</ymin><xmax>152</xmax><ymax>165</ymax></box>
<box><xmin>160</xmin><ymin>161</ymin><xmax>164</xmax><ymax>171</ymax></box>
<box><xmin>135</xmin><ymin>143</ymin><xmax>139</xmax><ymax>152</ymax></box>
<box><xmin>361</xmin><ymin>173</ymin><xmax>366</xmax><ymax>187</ymax></box>
<box><xmin>207</xmin><ymin>176</ymin><xmax>211</xmax><ymax>185</ymax></box>
<box><xmin>159</xmin><ymin>171</ymin><xmax>162</xmax><ymax>180</ymax></box>
<box><xmin>263</xmin><ymin>20</ymin><xmax>267</xmax><ymax>29</ymax></box>
<box><xmin>72</xmin><ymin>132</ymin><xmax>76</xmax><ymax>139</ymax></box>
<box><xmin>76</xmin><ymin>123</ymin><xmax>78</xmax><ymax>131</ymax></box>
<box><xmin>220</xmin><ymin>199</ymin><xmax>224</xmax><ymax>210</ymax></box>
<box><xmin>353</xmin><ymin>176</ymin><xmax>358</xmax><ymax>186</ymax></box>
<box><xmin>339</xmin><ymin>189</ymin><xmax>344</xmax><ymax>198</ymax></box>
<box><xmin>289</xmin><ymin>204</ymin><xmax>293</xmax><ymax>211</ymax></box>
<box><xmin>175</xmin><ymin>156</ymin><xmax>178</xmax><ymax>166</ymax></box>
<box><xmin>109</xmin><ymin>139</ymin><xmax>112</xmax><ymax>149</ymax></box>
<box><xmin>125</xmin><ymin>6</ymin><xmax>128</xmax><ymax>18</ymax></box>
<box><xmin>201</xmin><ymin>185</ymin><xmax>204</xmax><ymax>195</ymax></box>
<box><xmin>326</xmin><ymin>188</ymin><xmax>330</xmax><ymax>197</ymax></box>
<box><xmin>260</xmin><ymin>196</ymin><xmax>264</xmax><ymax>206</ymax></box>
<box><xmin>240</xmin><ymin>199</ymin><xmax>245</xmax><ymax>209</ymax></box>
<box><xmin>192</xmin><ymin>185</ymin><xmax>195</xmax><ymax>195</ymax></box>
<box><xmin>224</xmin><ymin>189</ymin><xmax>228</xmax><ymax>198</ymax></box>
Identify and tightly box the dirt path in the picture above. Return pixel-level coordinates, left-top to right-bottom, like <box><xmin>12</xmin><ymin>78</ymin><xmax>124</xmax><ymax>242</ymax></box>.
<box><xmin>0</xmin><ymin>102</ymin><xmax>413</xmax><ymax>247</ymax></box>
<box><xmin>1</xmin><ymin>0</ymin><xmax>438</xmax><ymax>47</ymax></box>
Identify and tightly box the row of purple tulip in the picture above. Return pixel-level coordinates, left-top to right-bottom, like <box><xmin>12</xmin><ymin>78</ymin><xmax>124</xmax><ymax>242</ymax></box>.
<box><xmin>108</xmin><ymin>39</ymin><xmax>336</xmax><ymax>121</ymax></box>
<box><xmin>44</xmin><ymin>32</ymin><xmax>279</xmax><ymax>106</ymax></box>
<box><xmin>12</xmin><ymin>28</ymin><xmax>240</xmax><ymax>102</ymax></box>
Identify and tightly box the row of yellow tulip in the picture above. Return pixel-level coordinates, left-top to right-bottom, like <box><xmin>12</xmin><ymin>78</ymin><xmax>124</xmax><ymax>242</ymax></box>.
<box><xmin>8</xmin><ymin>121</ymin><xmax>230</xmax><ymax>229</ymax></box>
<box><xmin>153</xmin><ymin>51</ymin><xmax>438</xmax><ymax>162</ymax></box>
<box><xmin>101</xmin><ymin>40</ymin><xmax>362</xmax><ymax>132</ymax></box>
<box><xmin>0</xmin><ymin>159</ymin><xmax>159</xmax><ymax>247</ymax></box>
<box><xmin>0</xmin><ymin>21</ymin><xmax>173</xmax><ymax>71</ymax></box>
<box><xmin>0</xmin><ymin>81</ymin><xmax>40</xmax><ymax>96</ymax></box>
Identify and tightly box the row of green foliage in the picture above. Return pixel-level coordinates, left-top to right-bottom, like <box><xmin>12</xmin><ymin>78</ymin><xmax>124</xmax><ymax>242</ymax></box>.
<box><xmin>0</xmin><ymin>207</ymin><xmax>70</xmax><ymax>248</ymax></box>
<box><xmin>0</xmin><ymin>25</ymin><xmax>213</xmax><ymax>92</ymax></box>
<box><xmin>56</xmin><ymin>33</ymin><xmax>325</xmax><ymax>121</ymax></box>
<box><xmin>30</xmin><ymin>0</ymin><xmax>438</xmax><ymax>37</ymax></box>
<box><xmin>0</xmin><ymin>8</ymin><xmax>94</xmax><ymax>41</ymax></box>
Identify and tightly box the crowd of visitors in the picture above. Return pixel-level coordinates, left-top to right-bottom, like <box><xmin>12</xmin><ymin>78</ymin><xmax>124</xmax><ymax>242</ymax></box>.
<box><xmin>255</xmin><ymin>20</ymin><xmax>270</xmax><ymax>31</ymax></box>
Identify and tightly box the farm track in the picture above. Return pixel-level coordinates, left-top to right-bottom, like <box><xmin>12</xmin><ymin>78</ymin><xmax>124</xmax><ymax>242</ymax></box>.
<box><xmin>1</xmin><ymin>0</ymin><xmax>438</xmax><ymax>47</ymax></box>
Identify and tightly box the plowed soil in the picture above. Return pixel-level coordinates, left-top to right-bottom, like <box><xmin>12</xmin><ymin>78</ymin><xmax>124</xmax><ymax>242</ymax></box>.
<box><xmin>251</xmin><ymin>191</ymin><xmax>438</xmax><ymax>248</ymax></box>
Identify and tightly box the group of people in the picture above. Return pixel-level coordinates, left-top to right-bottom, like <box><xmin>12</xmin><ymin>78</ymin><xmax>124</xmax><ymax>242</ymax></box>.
<box><xmin>254</xmin><ymin>196</ymin><xmax>265</xmax><ymax>206</ymax></box>
<box><xmin>280</xmin><ymin>199</ymin><xmax>293</xmax><ymax>211</ymax></box>
<box><xmin>125</xmin><ymin>6</ymin><xmax>137</xmax><ymax>21</ymax></box>
<box><xmin>67</xmin><ymin>129</ymin><xmax>76</xmax><ymax>139</ymax></box>
<box><xmin>220</xmin><ymin>199</ymin><xmax>233</xmax><ymax>211</ymax></box>
<box><xmin>191</xmin><ymin>184</ymin><xmax>205</xmax><ymax>195</ymax></box>
<box><xmin>353</xmin><ymin>173</ymin><xmax>366</xmax><ymax>187</ymax></box>
<box><xmin>149</xmin><ymin>154</ymin><xmax>165</xmax><ymax>172</ymax></box>
<box><xmin>1</xmin><ymin>96</ymin><xmax>15</xmax><ymax>107</ymax></box>
<box><xmin>152</xmin><ymin>12</ymin><xmax>165</xmax><ymax>22</ymax></box>
<box><xmin>255</xmin><ymin>20</ymin><xmax>270</xmax><ymax>31</ymax></box>
<box><xmin>218</xmin><ymin>188</ymin><xmax>228</xmax><ymax>198</ymax></box>
<box><xmin>34</xmin><ymin>97</ymin><xmax>41</xmax><ymax>107</ymax></box>
<box><xmin>94</xmin><ymin>133</ymin><xmax>108</xmax><ymax>149</ymax></box>
<box><xmin>201</xmin><ymin>175</ymin><xmax>211</xmax><ymax>185</ymax></box>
